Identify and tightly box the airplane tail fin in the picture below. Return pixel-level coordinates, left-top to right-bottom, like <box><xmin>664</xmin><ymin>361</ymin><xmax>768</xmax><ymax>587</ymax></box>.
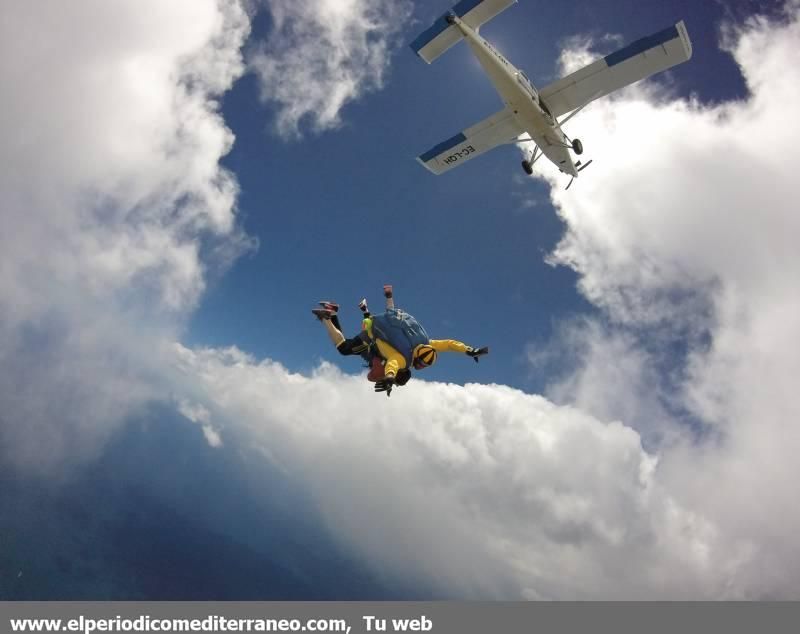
<box><xmin>410</xmin><ymin>0</ymin><xmax>517</xmax><ymax>64</ymax></box>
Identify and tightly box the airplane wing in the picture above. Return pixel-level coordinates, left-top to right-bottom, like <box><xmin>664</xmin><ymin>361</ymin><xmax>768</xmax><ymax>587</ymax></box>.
<box><xmin>539</xmin><ymin>21</ymin><xmax>692</xmax><ymax>119</ymax></box>
<box><xmin>417</xmin><ymin>107</ymin><xmax>523</xmax><ymax>175</ymax></box>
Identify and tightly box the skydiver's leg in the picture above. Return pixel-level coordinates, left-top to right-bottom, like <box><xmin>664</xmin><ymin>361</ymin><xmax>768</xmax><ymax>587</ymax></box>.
<box><xmin>336</xmin><ymin>335</ymin><xmax>370</xmax><ymax>357</ymax></box>
<box><xmin>384</xmin><ymin>284</ymin><xmax>394</xmax><ymax>310</ymax></box>
<box><xmin>319</xmin><ymin>315</ymin><xmax>346</xmax><ymax>348</ymax></box>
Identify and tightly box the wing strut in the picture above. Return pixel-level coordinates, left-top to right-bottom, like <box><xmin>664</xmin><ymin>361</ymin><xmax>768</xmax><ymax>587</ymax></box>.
<box><xmin>565</xmin><ymin>160</ymin><xmax>593</xmax><ymax>190</ymax></box>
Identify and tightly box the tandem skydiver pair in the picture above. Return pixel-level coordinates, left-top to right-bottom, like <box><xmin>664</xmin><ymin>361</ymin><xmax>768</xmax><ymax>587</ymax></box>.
<box><xmin>312</xmin><ymin>285</ymin><xmax>488</xmax><ymax>397</ymax></box>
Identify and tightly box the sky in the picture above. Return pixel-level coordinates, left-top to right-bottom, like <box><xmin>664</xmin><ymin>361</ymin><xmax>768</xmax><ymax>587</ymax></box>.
<box><xmin>2</xmin><ymin>0</ymin><xmax>800</xmax><ymax>600</ymax></box>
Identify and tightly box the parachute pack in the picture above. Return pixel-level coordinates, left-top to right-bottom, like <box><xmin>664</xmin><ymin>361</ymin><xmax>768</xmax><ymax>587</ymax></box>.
<box><xmin>370</xmin><ymin>308</ymin><xmax>430</xmax><ymax>367</ymax></box>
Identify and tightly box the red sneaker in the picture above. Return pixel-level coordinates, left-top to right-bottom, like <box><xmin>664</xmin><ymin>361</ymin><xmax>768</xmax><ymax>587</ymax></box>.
<box><xmin>318</xmin><ymin>301</ymin><xmax>339</xmax><ymax>312</ymax></box>
<box><xmin>311</xmin><ymin>308</ymin><xmax>334</xmax><ymax>320</ymax></box>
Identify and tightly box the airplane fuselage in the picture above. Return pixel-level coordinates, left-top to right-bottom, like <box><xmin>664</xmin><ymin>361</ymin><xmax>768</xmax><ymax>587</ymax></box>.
<box><xmin>450</xmin><ymin>16</ymin><xmax>578</xmax><ymax>176</ymax></box>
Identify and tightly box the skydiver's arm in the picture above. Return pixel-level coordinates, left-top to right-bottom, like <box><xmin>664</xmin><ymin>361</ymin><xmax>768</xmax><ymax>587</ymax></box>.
<box><xmin>430</xmin><ymin>340</ymin><xmax>490</xmax><ymax>361</ymax></box>
<box><xmin>384</xmin><ymin>284</ymin><xmax>394</xmax><ymax>310</ymax></box>
<box><xmin>429</xmin><ymin>339</ymin><xmax>470</xmax><ymax>354</ymax></box>
<box><xmin>375</xmin><ymin>339</ymin><xmax>406</xmax><ymax>379</ymax></box>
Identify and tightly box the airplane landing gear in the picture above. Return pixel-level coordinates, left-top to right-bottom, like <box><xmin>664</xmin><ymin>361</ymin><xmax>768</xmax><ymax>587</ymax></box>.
<box><xmin>521</xmin><ymin>144</ymin><xmax>540</xmax><ymax>175</ymax></box>
<box><xmin>445</xmin><ymin>13</ymin><xmax>456</xmax><ymax>24</ymax></box>
<box><xmin>572</xmin><ymin>138</ymin><xmax>583</xmax><ymax>155</ymax></box>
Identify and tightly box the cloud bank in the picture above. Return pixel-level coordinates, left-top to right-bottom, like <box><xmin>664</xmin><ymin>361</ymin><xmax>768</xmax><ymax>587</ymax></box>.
<box><xmin>171</xmin><ymin>345</ymin><xmax>737</xmax><ymax>599</ymax></box>
<box><xmin>0</xmin><ymin>0</ymin><xmax>251</xmax><ymax>471</ymax></box>
<box><xmin>530</xmin><ymin>3</ymin><xmax>800</xmax><ymax>596</ymax></box>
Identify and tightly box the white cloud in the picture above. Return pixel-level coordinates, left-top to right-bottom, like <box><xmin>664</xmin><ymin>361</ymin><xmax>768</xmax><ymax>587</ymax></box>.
<box><xmin>0</xmin><ymin>0</ymin><xmax>251</xmax><ymax>472</ymax></box>
<box><xmin>178</xmin><ymin>398</ymin><xmax>223</xmax><ymax>447</ymax></box>
<box><xmin>524</xmin><ymin>3</ymin><xmax>800</xmax><ymax>597</ymax></box>
<box><xmin>171</xmin><ymin>344</ymin><xmax>723</xmax><ymax>599</ymax></box>
<box><xmin>249</xmin><ymin>0</ymin><xmax>413</xmax><ymax>138</ymax></box>
<box><xmin>529</xmin><ymin>318</ymin><xmax>682</xmax><ymax>449</ymax></box>
<box><xmin>202</xmin><ymin>425</ymin><xmax>224</xmax><ymax>448</ymax></box>
<box><xmin>178</xmin><ymin>400</ymin><xmax>213</xmax><ymax>426</ymax></box>
<box><xmin>166</xmin><ymin>327</ymin><xmax>790</xmax><ymax>598</ymax></box>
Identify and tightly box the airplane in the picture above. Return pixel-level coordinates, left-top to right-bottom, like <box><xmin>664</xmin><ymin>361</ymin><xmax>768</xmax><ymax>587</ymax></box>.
<box><xmin>411</xmin><ymin>0</ymin><xmax>692</xmax><ymax>187</ymax></box>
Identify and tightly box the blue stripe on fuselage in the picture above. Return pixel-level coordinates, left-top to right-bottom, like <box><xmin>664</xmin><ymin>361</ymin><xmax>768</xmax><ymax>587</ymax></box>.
<box><xmin>604</xmin><ymin>25</ymin><xmax>678</xmax><ymax>67</ymax></box>
<box><xmin>419</xmin><ymin>132</ymin><xmax>467</xmax><ymax>163</ymax></box>
<box><xmin>410</xmin><ymin>0</ymin><xmax>484</xmax><ymax>54</ymax></box>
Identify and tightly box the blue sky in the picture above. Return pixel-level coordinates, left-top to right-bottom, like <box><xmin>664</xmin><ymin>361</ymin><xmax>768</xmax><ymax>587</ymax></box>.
<box><xmin>3</xmin><ymin>0</ymin><xmax>800</xmax><ymax>600</ymax></box>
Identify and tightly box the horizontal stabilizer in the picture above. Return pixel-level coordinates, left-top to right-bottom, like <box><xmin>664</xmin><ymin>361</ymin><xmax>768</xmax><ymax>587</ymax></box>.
<box><xmin>540</xmin><ymin>21</ymin><xmax>692</xmax><ymax>118</ymax></box>
<box><xmin>410</xmin><ymin>0</ymin><xmax>517</xmax><ymax>64</ymax></box>
<box><xmin>417</xmin><ymin>107</ymin><xmax>523</xmax><ymax>175</ymax></box>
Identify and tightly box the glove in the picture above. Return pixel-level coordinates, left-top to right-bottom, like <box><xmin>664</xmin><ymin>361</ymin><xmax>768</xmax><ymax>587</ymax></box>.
<box><xmin>374</xmin><ymin>376</ymin><xmax>395</xmax><ymax>397</ymax></box>
<box><xmin>383</xmin><ymin>284</ymin><xmax>393</xmax><ymax>299</ymax></box>
<box><xmin>466</xmin><ymin>346</ymin><xmax>489</xmax><ymax>363</ymax></box>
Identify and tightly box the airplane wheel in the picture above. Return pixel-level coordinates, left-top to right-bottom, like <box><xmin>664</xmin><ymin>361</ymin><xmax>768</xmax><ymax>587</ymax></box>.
<box><xmin>445</xmin><ymin>14</ymin><xmax>456</xmax><ymax>24</ymax></box>
<box><xmin>572</xmin><ymin>139</ymin><xmax>583</xmax><ymax>155</ymax></box>
<box><xmin>521</xmin><ymin>161</ymin><xmax>533</xmax><ymax>175</ymax></box>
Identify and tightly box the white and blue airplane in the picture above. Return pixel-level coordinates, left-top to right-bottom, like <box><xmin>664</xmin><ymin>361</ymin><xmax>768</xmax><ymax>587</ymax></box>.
<box><xmin>412</xmin><ymin>0</ymin><xmax>692</xmax><ymax>186</ymax></box>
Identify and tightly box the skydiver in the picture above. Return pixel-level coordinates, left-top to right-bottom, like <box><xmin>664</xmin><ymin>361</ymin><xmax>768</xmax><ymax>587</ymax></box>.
<box><xmin>364</xmin><ymin>285</ymin><xmax>489</xmax><ymax>396</ymax></box>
